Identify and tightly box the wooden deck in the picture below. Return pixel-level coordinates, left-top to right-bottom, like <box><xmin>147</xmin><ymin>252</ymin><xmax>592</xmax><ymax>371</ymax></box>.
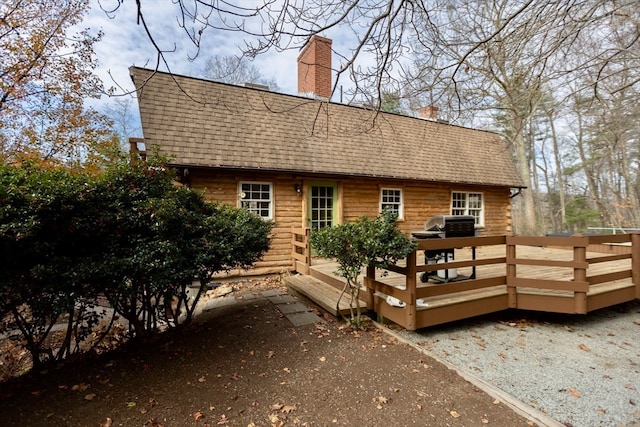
<box><xmin>288</xmin><ymin>231</ymin><xmax>639</xmax><ymax>330</ymax></box>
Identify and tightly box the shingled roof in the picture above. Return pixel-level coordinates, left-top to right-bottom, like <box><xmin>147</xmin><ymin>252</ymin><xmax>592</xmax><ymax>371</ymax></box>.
<box><xmin>131</xmin><ymin>67</ymin><xmax>524</xmax><ymax>188</ymax></box>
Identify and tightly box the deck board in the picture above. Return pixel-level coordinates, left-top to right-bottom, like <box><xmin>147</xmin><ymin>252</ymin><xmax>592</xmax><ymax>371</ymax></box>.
<box><xmin>285</xmin><ymin>275</ymin><xmax>367</xmax><ymax>317</ymax></box>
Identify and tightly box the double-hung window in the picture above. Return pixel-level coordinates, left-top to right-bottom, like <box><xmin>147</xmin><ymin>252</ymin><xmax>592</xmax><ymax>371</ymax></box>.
<box><xmin>239</xmin><ymin>182</ymin><xmax>273</xmax><ymax>220</ymax></box>
<box><xmin>380</xmin><ymin>188</ymin><xmax>403</xmax><ymax>220</ymax></box>
<box><xmin>451</xmin><ymin>191</ymin><xmax>483</xmax><ymax>226</ymax></box>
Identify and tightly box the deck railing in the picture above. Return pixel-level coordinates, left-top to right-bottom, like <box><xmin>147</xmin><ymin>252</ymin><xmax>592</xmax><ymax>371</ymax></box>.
<box><xmin>363</xmin><ymin>233</ymin><xmax>639</xmax><ymax>329</ymax></box>
<box><xmin>291</xmin><ymin>227</ymin><xmax>311</xmax><ymax>275</ymax></box>
<box><xmin>290</xmin><ymin>229</ymin><xmax>639</xmax><ymax>330</ymax></box>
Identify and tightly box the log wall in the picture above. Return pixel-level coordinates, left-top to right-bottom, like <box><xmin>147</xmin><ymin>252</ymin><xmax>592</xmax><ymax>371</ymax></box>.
<box><xmin>184</xmin><ymin>168</ymin><xmax>514</xmax><ymax>276</ymax></box>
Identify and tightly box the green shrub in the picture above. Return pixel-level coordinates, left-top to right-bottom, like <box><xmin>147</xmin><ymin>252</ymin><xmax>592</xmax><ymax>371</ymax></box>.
<box><xmin>309</xmin><ymin>210</ymin><xmax>416</xmax><ymax>327</ymax></box>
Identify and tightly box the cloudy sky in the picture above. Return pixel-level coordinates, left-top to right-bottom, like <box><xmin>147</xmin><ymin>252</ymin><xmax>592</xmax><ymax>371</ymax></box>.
<box><xmin>82</xmin><ymin>1</ymin><xmax>358</xmax><ymax>106</ymax></box>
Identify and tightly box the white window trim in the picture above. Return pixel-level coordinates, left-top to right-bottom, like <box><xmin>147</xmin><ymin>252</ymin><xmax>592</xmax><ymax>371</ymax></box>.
<box><xmin>380</xmin><ymin>187</ymin><xmax>404</xmax><ymax>220</ymax></box>
<box><xmin>451</xmin><ymin>191</ymin><xmax>484</xmax><ymax>227</ymax></box>
<box><xmin>238</xmin><ymin>181</ymin><xmax>273</xmax><ymax>220</ymax></box>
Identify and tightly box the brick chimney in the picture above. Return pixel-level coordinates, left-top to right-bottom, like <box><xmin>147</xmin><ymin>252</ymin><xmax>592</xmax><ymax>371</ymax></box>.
<box><xmin>418</xmin><ymin>105</ymin><xmax>439</xmax><ymax>121</ymax></box>
<box><xmin>297</xmin><ymin>35</ymin><xmax>332</xmax><ymax>100</ymax></box>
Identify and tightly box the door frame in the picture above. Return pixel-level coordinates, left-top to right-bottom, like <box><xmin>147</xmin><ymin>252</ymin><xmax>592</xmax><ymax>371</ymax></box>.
<box><xmin>307</xmin><ymin>181</ymin><xmax>339</xmax><ymax>231</ymax></box>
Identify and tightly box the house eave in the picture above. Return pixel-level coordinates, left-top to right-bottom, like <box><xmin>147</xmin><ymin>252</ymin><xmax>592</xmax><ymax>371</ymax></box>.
<box><xmin>166</xmin><ymin>162</ymin><xmax>523</xmax><ymax>189</ymax></box>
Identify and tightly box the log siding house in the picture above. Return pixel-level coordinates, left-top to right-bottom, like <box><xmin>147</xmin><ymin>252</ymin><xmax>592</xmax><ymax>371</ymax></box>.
<box><xmin>131</xmin><ymin>36</ymin><xmax>524</xmax><ymax>277</ymax></box>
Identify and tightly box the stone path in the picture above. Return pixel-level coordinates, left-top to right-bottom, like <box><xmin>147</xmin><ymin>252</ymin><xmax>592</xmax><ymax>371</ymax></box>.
<box><xmin>199</xmin><ymin>286</ymin><xmax>324</xmax><ymax>327</ymax></box>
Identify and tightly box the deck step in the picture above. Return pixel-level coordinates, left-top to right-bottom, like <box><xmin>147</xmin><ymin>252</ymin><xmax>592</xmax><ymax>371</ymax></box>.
<box><xmin>285</xmin><ymin>275</ymin><xmax>367</xmax><ymax>317</ymax></box>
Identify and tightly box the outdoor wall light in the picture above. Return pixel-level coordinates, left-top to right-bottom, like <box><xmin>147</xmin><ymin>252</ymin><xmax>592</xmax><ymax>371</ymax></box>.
<box><xmin>294</xmin><ymin>184</ymin><xmax>302</xmax><ymax>197</ymax></box>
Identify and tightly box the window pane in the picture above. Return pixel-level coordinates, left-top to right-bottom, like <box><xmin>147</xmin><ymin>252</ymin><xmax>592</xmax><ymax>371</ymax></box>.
<box><xmin>239</xmin><ymin>182</ymin><xmax>272</xmax><ymax>219</ymax></box>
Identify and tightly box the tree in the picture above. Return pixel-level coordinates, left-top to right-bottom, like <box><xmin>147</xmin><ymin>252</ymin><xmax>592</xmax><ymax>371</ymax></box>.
<box><xmin>0</xmin><ymin>0</ymin><xmax>117</xmax><ymax>167</ymax></box>
<box><xmin>309</xmin><ymin>210</ymin><xmax>416</xmax><ymax>328</ymax></box>
<box><xmin>102</xmin><ymin>98</ymin><xmax>143</xmax><ymax>151</ymax></box>
<box><xmin>202</xmin><ymin>55</ymin><xmax>279</xmax><ymax>90</ymax></box>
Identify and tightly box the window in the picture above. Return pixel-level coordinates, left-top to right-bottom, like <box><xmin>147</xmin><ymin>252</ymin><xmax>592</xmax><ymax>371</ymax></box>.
<box><xmin>239</xmin><ymin>182</ymin><xmax>273</xmax><ymax>220</ymax></box>
<box><xmin>451</xmin><ymin>191</ymin><xmax>483</xmax><ymax>226</ymax></box>
<box><xmin>380</xmin><ymin>188</ymin><xmax>403</xmax><ymax>220</ymax></box>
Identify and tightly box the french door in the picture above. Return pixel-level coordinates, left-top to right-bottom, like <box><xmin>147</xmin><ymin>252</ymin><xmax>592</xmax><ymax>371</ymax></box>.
<box><xmin>308</xmin><ymin>182</ymin><xmax>337</xmax><ymax>231</ymax></box>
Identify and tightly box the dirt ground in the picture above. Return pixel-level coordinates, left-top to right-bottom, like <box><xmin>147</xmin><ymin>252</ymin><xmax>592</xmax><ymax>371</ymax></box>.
<box><xmin>0</xmin><ymin>278</ymin><xmax>536</xmax><ymax>427</ymax></box>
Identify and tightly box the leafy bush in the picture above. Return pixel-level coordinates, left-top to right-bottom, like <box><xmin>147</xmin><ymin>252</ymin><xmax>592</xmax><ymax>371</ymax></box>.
<box><xmin>309</xmin><ymin>210</ymin><xmax>416</xmax><ymax>327</ymax></box>
<box><xmin>0</xmin><ymin>158</ymin><xmax>272</xmax><ymax>370</ymax></box>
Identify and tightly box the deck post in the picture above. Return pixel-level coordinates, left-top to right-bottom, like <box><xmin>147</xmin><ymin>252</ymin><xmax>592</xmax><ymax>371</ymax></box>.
<box><xmin>365</xmin><ymin>264</ymin><xmax>376</xmax><ymax>310</ymax></box>
<box><xmin>405</xmin><ymin>250</ymin><xmax>418</xmax><ymax>330</ymax></box>
<box><xmin>506</xmin><ymin>236</ymin><xmax>517</xmax><ymax>308</ymax></box>
<box><xmin>573</xmin><ymin>235</ymin><xmax>588</xmax><ymax>313</ymax></box>
<box><xmin>632</xmin><ymin>232</ymin><xmax>640</xmax><ymax>299</ymax></box>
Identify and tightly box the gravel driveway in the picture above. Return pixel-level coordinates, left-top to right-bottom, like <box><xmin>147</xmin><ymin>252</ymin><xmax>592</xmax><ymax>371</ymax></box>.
<box><xmin>392</xmin><ymin>300</ymin><xmax>640</xmax><ymax>427</ymax></box>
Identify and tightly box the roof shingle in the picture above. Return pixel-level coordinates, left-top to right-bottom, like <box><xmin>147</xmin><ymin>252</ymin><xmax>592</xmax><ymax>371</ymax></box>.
<box><xmin>131</xmin><ymin>67</ymin><xmax>524</xmax><ymax>188</ymax></box>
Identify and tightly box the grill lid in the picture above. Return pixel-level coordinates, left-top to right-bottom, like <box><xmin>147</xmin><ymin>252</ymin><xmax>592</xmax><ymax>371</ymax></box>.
<box><xmin>412</xmin><ymin>215</ymin><xmax>476</xmax><ymax>238</ymax></box>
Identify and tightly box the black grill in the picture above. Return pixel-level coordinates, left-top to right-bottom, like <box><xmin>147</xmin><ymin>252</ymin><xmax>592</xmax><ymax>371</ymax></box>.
<box><xmin>411</xmin><ymin>215</ymin><xmax>476</xmax><ymax>239</ymax></box>
<box><xmin>411</xmin><ymin>215</ymin><xmax>477</xmax><ymax>283</ymax></box>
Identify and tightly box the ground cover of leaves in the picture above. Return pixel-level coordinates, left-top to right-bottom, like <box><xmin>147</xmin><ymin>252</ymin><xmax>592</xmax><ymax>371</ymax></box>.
<box><xmin>0</xmin><ymin>281</ymin><xmax>534</xmax><ymax>426</ymax></box>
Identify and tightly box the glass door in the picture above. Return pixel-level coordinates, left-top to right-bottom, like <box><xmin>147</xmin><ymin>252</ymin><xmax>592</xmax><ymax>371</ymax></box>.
<box><xmin>308</xmin><ymin>182</ymin><xmax>337</xmax><ymax>231</ymax></box>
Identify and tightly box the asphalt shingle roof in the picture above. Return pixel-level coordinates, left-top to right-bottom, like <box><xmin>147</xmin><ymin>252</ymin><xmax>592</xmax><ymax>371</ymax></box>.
<box><xmin>131</xmin><ymin>67</ymin><xmax>525</xmax><ymax>188</ymax></box>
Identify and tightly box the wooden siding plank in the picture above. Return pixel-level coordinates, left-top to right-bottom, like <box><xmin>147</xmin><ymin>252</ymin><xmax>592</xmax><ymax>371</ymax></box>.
<box><xmin>417</xmin><ymin>256</ymin><xmax>506</xmax><ymax>273</ymax></box>
<box><xmin>588</xmin><ymin>234</ymin><xmax>631</xmax><ymax>245</ymax></box>
<box><xmin>587</xmin><ymin>253</ymin><xmax>631</xmax><ymax>264</ymax></box>
<box><xmin>507</xmin><ymin>277</ymin><xmax>590</xmax><ymax>292</ymax></box>
<box><xmin>515</xmin><ymin>293</ymin><xmax>575</xmax><ymax>314</ymax></box>
<box><xmin>507</xmin><ymin>235</ymin><xmax>588</xmax><ymax>247</ymax></box>
<box><xmin>588</xmin><ymin>270</ymin><xmax>632</xmax><ymax>285</ymax></box>
<box><xmin>508</xmin><ymin>257</ymin><xmax>588</xmax><ymax>269</ymax></box>
<box><xmin>416</xmin><ymin>277</ymin><xmax>507</xmax><ymax>298</ymax></box>
<box><xmin>413</xmin><ymin>294</ymin><xmax>509</xmax><ymax>329</ymax></box>
<box><xmin>587</xmin><ymin>287</ymin><xmax>636</xmax><ymax>312</ymax></box>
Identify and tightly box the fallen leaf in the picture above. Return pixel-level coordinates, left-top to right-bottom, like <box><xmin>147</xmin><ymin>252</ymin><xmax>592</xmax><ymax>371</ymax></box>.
<box><xmin>268</xmin><ymin>413</ymin><xmax>281</xmax><ymax>423</ymax></box>
<box><xmin>283</xmin><ymin>367</ymin><xmax>291</xmax><ymax>373</ymax></box>
<box><xmin>578</xmin><ymin>344</ymin><xmax>590</xmax><ymax>352</ymax></box>
<box><xmin>267</xmin><ymin>351</ymin><xmax>275</xmax><ymax>359</ymax></box>
<box><xmin>216</xmin><ymin>414</ymin><xmax>228</xmax><ymax>424</ymax></box>
<box><xmin>598</xmin><ymin>408</ymin><xmax>607</xmax><ymax>414</ymax></box>
<box><xmin>100</xmin><ymin>417</ymin><xmax>113</xmax><ymax>427</ymax></box>
<box><xmin>84</xmin><ymin>393</ymin><xmax>96</xmax><ymax>401</ymax></box>
<box><xmin>493</xmin><ymin>399</ymin><xmax>501</xmax><ymax>405</ymax></box>
<box><xmin>198</xmin><ymin>376</ymin><xmax>206</xmax><ymax>383</ymax></box>
<box><xmin>127</xmin><ymin>401</ymin><xmax>136</xmax><ymax>408</ymax></box>
<box><xmin>194</xmin><ymin>411</ymin><xmax>205</xmax><ymax>421</ymax></box>
<box><xmin>568</xmin><ymin>387</ymin><xmax>581</xmax><ymax>398</ymax></box>
<box><xmin>270</xmin><ymin>403</ymin><xmax>284</xmax><ymax>410</ymax></box>
<box><xmin>319</xmin><ymin>356</ymin><xmax>326</xmax><ymax>362</ymax></box>
<box><xmin>450</xmin><ymin>410</ymin><xmax>460</xmax><ymax>418</ymax></box>
<box><xmin>72</xmin><ymin>383</ymin><xmax>90</xmax><ymax>392</ymax></box>
<box><xmin>482</xmin><ymin>418</ymin><xmax>489</xmax><ymax>424</ymax></box>
<box><xmin>281</xmin><ymin>405</ymin><xmax>296</xmax><ymax>414</ymax></box>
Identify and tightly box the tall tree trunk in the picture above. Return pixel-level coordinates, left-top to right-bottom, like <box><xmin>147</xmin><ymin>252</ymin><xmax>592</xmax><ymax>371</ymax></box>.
<box><xmin>548</xmin><ymin>113</ymin><xmax>566</xmax><ymax>230</ymax></box>
<box><xmin>513</xmin><ymin>128</ymin><xmax>538</xmax><ymax>235</ymax></box>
